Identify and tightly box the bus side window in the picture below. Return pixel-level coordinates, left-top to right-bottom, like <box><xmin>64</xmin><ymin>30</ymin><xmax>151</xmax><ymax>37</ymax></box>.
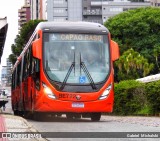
<box><xmin>23</xmin><ymin>48</ymin><xmax>32</xmax><ymax>78</ymax></box>
<box><xmin>28</xmin><ymin>47</ymin><xmax>33</xmax><ymax>75</ymax></box>
<box><xmin>31</xmin><ymin>54</ymin><xmax>40</xmax><ymax>90</ymax></box>
<box><xmin>32</xmin><ymin>57</ymin><xmax>40</xmax><ymax>73</ymax></box>
<box><xmin>23</xmin><ymin>53</ymin><xmax>28</xmax><ymax>79</ymax></box>
<box><xmin>16</xmin><ymin>62</ymin><xmax>21</xmax><ymax>86</ymax></box>
<box><xmin>11</xmin><ymin>73</ymin><xmax>14</xmax><ymax>90</ymax></box>
<box><xmin>12</xmin><ymin>70</ymin><xmax>16</xmax><ymax>90</ymax></box>
<box><xmin>27</xmin><ymin>48</ymin><xmax>32</xmax><ymax>75</ymax></box>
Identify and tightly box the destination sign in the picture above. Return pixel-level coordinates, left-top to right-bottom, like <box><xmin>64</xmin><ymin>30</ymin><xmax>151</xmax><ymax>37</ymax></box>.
<box><xmin>49</xmin><ymin>34</ymin><xmax>103</xmax><ymax>42</ymax></box>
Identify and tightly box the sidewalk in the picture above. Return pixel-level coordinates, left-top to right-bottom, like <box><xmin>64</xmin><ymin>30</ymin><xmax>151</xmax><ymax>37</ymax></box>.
<box><xmin>0</xmin><ymin>112</ymin><xmax>47</xmax><ymax>141</ymax></box>
<box><xmin>0</xmin><ymin>114</ymin><xmax>6</xmax><ymax>132</ymax></box>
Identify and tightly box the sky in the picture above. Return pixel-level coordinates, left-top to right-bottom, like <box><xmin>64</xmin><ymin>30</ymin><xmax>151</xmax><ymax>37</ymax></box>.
<box><xmin>0</xmin><ymin>0</ymin><xmax>24</xmax><ymax>70</ymax></box>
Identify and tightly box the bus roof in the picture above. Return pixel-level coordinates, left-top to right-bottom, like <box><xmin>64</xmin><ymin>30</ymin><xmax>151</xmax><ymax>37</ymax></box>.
<box><xmin>36</xmin><ymin>21</ymin><xmax>109</xmax><ymax>34</ymax></box>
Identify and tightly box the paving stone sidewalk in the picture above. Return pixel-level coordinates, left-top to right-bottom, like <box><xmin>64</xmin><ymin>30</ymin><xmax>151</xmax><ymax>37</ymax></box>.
<box><xmin>0</xmin><ymin>114</ymin><xmax>47</xmax><ymax>141</ymax></box>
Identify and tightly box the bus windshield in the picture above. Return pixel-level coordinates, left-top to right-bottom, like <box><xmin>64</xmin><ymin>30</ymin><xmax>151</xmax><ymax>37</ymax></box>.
<box><xmin>43</xmin><ymin>33</ymin><xmax>110</xmax><ymax>84</ymax></box>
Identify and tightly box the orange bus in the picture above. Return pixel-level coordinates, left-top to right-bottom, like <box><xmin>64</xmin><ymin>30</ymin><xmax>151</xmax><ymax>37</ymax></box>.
<box><xmin>11</xmin><ymin>22</ymin><xmax>119</xmax><ymax>121</ymax></box>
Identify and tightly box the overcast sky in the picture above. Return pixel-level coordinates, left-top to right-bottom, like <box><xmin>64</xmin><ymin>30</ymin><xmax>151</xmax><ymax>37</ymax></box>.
<box><xmin>0</xmin><ymin>0</ymin><xmax>24</xmax><ymax>69</ymax></box>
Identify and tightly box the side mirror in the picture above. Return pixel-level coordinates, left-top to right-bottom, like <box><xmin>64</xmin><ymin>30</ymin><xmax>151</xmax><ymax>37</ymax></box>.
<box><xmin>32</xmin><ymin>39</ymin><xmax>41</xmax><ymax>59</ymax></box>
<box><xmin>111</xmin><ymin>40</ymin><xmax>120</xmax><ymax>61</ymax></box>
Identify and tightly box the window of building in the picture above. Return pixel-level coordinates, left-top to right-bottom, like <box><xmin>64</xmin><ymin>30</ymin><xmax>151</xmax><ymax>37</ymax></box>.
<box><xmin>53</xmin><ymin>0</ymin><xmax>64</xmax><ymax>4</ymax></box>
<box><xmin>123</xmin><ymin>8</ymin><xmax>129</xmax><ymax>11</ymax></box>
<box><xmin>110</xmin><ymin>7</ymin><xmax>123</xmax><ymax>12</ymax></box>
<box><xmin>54</xmin><ymin>18</ymin><xmax>65</xmax><ymax>22</ymax></box>
<box><xmin>54</xmin><ymin>9</ymin><xmax>64</xmax><ymax>13</ymax></box>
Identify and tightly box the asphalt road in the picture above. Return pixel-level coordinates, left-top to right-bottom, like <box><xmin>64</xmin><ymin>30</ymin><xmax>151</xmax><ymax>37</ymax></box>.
<box><xmin>27</xmin><ymin>114</ymin><xmax>160</xmax><ymax>141</ymax></box>
<box><xmin>3</xmin><ymin>97</ymin><xmax>160</xmax><ymax>141</ymax></box>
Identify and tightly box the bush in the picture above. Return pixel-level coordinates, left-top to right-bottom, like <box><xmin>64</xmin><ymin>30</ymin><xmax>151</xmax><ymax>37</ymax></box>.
<box><xmin>145</xmin><ymin>80</ymin><xmax>160</xmax><ymax>115</ymax></box>
<box><xmin>114</xmin><ymin>80</ymin><xmax>160</xmax><ymax>115</ymax></box>
<box><xmin>114</xmin><ymin>80</ymin><xmax>147</xmax><ymax>115</ymax></box>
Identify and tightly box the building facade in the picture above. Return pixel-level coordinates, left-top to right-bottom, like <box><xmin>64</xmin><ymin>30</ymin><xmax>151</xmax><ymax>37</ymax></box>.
<box><xmin>45</xmin><ymin>0</ymin><xmax>151</xmax><ymax>23</ymax></box>
<box><xmin>1</xmin><ymin>58</ymin><xmax>12</xmax><ymax>86</ymax></box>
<box><xmin>19</xmin><ymin>0</ymin><xmax>152</xmax><ymax>27</ymax></box>
<box><xmin>47</xmin><ymin>0</ymin><xmax>82</xmax><ymax>21</ymax></box>
<box><xmin>82</xmin><ymin>0</ymin><xmax>102</xmax><ymax>23</ymax></box>
<box><xmin>20</xmin><ymin>0</ymin><xmax>152</xmax><ymax>25</ymax></box>
<box><xmin>150</xmin><ymin>0</ymin><xmax>160</xmax><ymax>6</ymax></box>
<box><xmin>30</xmin><ymin>0</ymin><xmax>46</xmax><ymax>20</ymax></box>
<box><xmin>1</xmin><ymin>66</ymin><xmax>7</xmax><ymax>85</ymax></box>
<box><xmin>18</xmin><ymin>1</ymin><xmax>31</xmax><ymax>29</ymax></box>
<box><xmin>102</xmin><ymin>0</ymin><xmax>151</xmax><ymax>22</ymax></box>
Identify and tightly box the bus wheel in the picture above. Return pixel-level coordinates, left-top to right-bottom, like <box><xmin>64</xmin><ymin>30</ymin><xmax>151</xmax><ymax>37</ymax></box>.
<box><xmin>90</xmin><ymin>113</ymin><xmax>101</xmax><ymax>121</ymax></box>
<box><xmin>13</xmin><ymin>104</ymin><xmax>19</xmax><ymax>116</ymax></box>
<box><xmin>66</xmin><ymin>113</ymin><xmax>73</xmax><ymax>119</ymax></box>
<box><xmin>18</xmin><ymin>111</ymin><xmax>24</xmax><ymax>117</ymax></box>
<box><xmin>24</xmin><ymin>111</ymin><xmax>32</xmax><ymax>119</ymax></box>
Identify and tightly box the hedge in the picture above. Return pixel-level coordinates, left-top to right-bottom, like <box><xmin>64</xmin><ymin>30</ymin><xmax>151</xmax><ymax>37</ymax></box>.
<box><xmin>113</xmin><ymin>80</ymin><xmax>160</xmax><ymax>116</ymax></box>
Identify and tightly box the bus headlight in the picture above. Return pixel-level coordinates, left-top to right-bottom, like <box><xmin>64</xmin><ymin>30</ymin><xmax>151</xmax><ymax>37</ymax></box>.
<box><xmin>99</xmin><ymin>84</ymin><xmax>112</xmax><ymax>100</ymax></box>
<box><xmin>42</xmin><ymin>83</ymin><xmax>56</xmax><ymax>99</ymax></box>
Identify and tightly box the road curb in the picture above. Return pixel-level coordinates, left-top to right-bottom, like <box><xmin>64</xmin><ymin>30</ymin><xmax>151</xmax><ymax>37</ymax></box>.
<box><xmin>1</xmin><ymin>114</ymin><xmax>47</xmax><ymax>141</ymax></box>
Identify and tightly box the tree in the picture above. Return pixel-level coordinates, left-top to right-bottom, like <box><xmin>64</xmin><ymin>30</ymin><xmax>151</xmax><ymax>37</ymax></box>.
<box><xmin>115</xmin><ymin>48</ymin><xmax>154</xmax><ymax>81</ymax></box>
<box><xmin>104</xmin><ymin>7</ymin><xmax>160</xmax><ymax>74</ymax></box>
<box><xmin>153</xmin><ymin>43</ymin><xmax>160</xmax><ymax>71</ymax></box>
<box><xmin>9</xmin><ymin>20</ymin><xmax>44</xmax><ymax>65</ymax></box>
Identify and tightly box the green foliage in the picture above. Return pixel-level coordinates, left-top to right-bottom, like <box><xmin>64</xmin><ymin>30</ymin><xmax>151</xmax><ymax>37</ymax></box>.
<box><xmin>114</xmin><ymin>80</ymin><xmax>146</xmax><ymax>115</ymax></box>
<box><xmin>115</xmin><ymin>48</ymin><xmax>154</xmax><ymax>81</ymax></box>
<box><xmin>8</xmin><ymin>54</ymin><xmax>17</xmax><ymax>65</ymax></box>
<box><xmin>114</xmin><ymin>80</ymin><xmax>160</xmax><ymax>115</ymax></box>
<box><xmin>145</xmin><ymin>81</ymin><xmax>160</xmax><ymax>115</ymax></box>
<box><xmin>153</xmin><ymin>43</ymin><xmax>160</xmax><ymax>71</ymax></box>
<box><xmin>136</xmin><ymin>105</ymin><xmax>151</xmax><ymax>115</ymax></box>
<box><xmin>104</xmin><ymin>7</ymin><xmax>160</xmax><ymax>75</ymax></box>
<box><xmin>9</xmin><ymin>20</ymin><xmax>44</xmax><ymax>65</ymax></box>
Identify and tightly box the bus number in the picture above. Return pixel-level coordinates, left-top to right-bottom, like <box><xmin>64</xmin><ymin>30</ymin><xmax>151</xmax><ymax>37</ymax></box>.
<box><xmin>59</xmin><ymin>94</ymin><xmax>76</xmax><ymax>99</ymax></box>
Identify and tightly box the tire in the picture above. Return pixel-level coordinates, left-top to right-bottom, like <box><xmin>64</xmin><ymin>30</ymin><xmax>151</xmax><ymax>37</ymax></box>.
<box><xmin>18</xmin><ymin>111</ymin><xmax>24</xmax><ymax>117</ymax></box>
<box><xmin>24</xmin><ymin>111</ymin><xmax>32</xmax><ymax>119</ymax></box>
<box><xmin>13</xmin><ymin>103</ymin><xmax>19</xmax><ymax>116</ymax></box>
<box><xmin>90</xmin><ymin>113</ymin><xmax>101</xmax><ymax>121</ymax></box>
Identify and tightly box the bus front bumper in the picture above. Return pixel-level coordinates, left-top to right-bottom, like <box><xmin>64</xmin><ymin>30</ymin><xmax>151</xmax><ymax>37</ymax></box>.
<box><xmin>34</xmin><ymin>99</ymin><xmax>113</xmax><ymax>113</ymax></box>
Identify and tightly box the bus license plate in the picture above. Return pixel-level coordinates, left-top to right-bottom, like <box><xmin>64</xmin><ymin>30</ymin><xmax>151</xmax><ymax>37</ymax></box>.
<box><xmin>72</xmin><ymin>102</ymin><xmax>84</xmax><ymax>108</ymax></box>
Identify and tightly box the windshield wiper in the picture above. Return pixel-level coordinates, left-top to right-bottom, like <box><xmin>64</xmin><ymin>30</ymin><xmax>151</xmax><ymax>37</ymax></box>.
<box><xmin>60</xmin><ymin>52</ymin><xmax>75</xmax><ymax>90</ymax></box>
<box><xmin>80</xmin><ymin>53</ymin><xmax>97</xmax><ymax>90</ymax></box>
